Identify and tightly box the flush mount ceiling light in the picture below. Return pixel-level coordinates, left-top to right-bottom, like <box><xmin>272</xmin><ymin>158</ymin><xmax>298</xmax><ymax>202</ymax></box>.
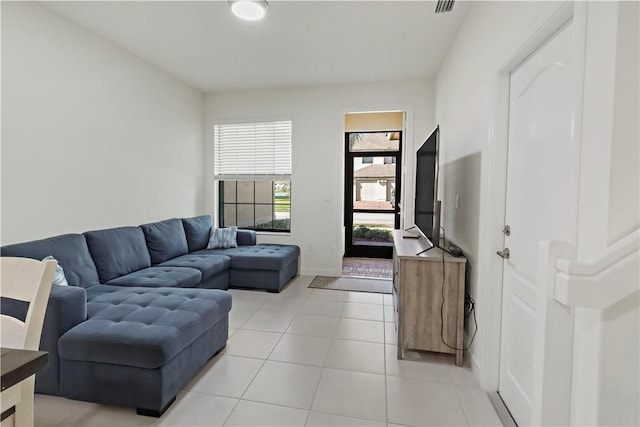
<box><xmin>229</xmin><ymin>0</ymin><xmax>269</xmax><ymax>21</ymax></box>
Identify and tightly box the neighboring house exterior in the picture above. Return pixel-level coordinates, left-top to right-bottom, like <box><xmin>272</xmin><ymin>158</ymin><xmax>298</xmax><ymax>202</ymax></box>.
<box><xmin>351</xmin><ymin>133</ymin><xmax>398</xmax><ymax>209</ymax></box>
<box><xmin>353</xmin><ymin>162</ymin><xmax>395</xmax><ymax>207</ymax></box>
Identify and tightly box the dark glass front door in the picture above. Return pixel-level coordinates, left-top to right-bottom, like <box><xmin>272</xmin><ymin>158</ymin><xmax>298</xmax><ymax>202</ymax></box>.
<box><xmin>344</xmin><ymin>132</ymin><xmax>402</xmax><ymax>258</ymax></box>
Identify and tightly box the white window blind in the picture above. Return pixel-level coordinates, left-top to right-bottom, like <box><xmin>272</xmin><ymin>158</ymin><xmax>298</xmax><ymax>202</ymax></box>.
<box><xmin>214</xmin><ymin>121</ymin><xmax>292</xmax><ymax>180</ymax></box>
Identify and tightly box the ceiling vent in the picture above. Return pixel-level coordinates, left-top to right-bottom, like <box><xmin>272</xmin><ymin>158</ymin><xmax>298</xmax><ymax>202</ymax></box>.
<box><xmin>435</xmin><ymin>0</ymin><xmax>455</xmax><ymax>13</ymax></box>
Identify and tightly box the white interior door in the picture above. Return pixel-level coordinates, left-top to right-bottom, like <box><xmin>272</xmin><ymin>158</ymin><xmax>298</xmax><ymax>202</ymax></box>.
<box><xmin>499</xmin><ymin>21</ymin><xmax>575</xmax><ymax>426</ymax></box>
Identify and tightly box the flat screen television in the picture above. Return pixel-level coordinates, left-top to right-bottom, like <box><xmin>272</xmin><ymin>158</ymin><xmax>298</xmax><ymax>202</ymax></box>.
<box><xmin>414</xmin><ymin>125</ymin><xmax>441</xmax><ymax>250</ymax></box>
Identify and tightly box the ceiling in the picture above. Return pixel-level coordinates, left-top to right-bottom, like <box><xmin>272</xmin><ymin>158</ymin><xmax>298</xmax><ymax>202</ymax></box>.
<box><xmin>41</xmin><ymin>1</ymin><xmax>469</xmax><ymax>92</ymax></box>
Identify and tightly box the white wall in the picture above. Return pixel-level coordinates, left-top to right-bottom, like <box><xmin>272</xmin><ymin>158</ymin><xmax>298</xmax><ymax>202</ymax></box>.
<box><xmin>434</xmin><ymin>0</ymin><xmax>556</xmax><ymax>384</ymax></box>
<box><xmin>205</xmin><ymin>80</ymin><xmax>434</xmax><ymax>276</ymax></box>
<box><xmin>435</xmin><ymin>0</ymin><xmax>639</xmax><ymax>425</ymax></box>
<box><xmin>607</xmin><ymin>1</ymin><xmax>639</xmax><ymax>245</ymax></box>
<box><xmin>1</xmin><ymin>2</ymin><xmax>205</xmax><ymax>244</ymax></box>
<box><xmin>593</xmin><ymin>2</ymin><xmax>639</xmax><ymax>425</ymax></box>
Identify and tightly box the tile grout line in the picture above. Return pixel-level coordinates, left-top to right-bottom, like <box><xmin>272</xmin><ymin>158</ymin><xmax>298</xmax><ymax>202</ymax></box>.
<box><xmin>383</xmin><ymin>302</ymin><xmax>390</xmax><ymax>426</ymax></box>
<box><xmin>219</xmin><ymin>395</ymin><xmax>312</xmax><ymax>415</ymax></box>
<box><xmin>261</xmin><ymin>282</ymin><xmax>317</xmax><ymax>426</ymax></box>
<box><xmin>453</xmin><ymin>384</ymin><xmax>473</xmax><ymax>427</ymax></box>
<box><xmin>199</xmin><ymin>283</ymin><xmax>384</xmax><ymax>425</ymax></box>
<box><xmin>229</xmin><ymin>283</ymin><xmax>315</xmax><ymax>423</ymax></box>
<box><xmin>233</xmin><ymin>282</ymin><xmax>312</xmax><ymax>333</ymax></box>
<box><xmin>219</xmin><ymin>344</ymin><xmax>268</xmax><ymax>425</ymax></box>
<box><xmin>304</xmin><ymin>292</ymin><xmax>347</xmax><ymax>426</ymax></box>
<box><xmin>229</xmin><ymin>280</ymin><xmax>325</xmax><ymax>426</ymax></box>
<box><xmin>221</xmin><ymin>284</ymin><xmax>309</xmax><ymax>426</ymax></box>
<box><xmin>308</xmin><ymin>409</ymin><xmax>389</xmax><ymax>426</ymax></box>
<box><xmin>170</xmin><ymin>389</ymin><xmax>391</xmax><ymax>427</ymax></box>
<box><xmin>224</xmin><ymin>284</ymin><xmax>386</xmax><ymax>424</ymax></box>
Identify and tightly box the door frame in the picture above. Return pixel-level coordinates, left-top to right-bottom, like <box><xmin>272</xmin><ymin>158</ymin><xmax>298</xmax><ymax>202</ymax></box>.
<box><xmin>336</xmin><ymin>108</ymin><xmax>413</xmax><ymax>277</ymax></box>
<box><xmin>480</xmin><ymin>1</ymin><xmax>587</xmax><ymax>425</ymax></box>
<box><xmin>344</xmin><ymin>131</ymin><xmax>402</xmax><ymax>258</ymax></box>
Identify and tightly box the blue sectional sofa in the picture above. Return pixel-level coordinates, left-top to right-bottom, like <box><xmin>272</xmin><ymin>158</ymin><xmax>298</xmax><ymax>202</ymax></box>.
<box><xmin>0</xmin><ymin>215</ymin><xmax>300</xmax><ymax>416</ymax></box>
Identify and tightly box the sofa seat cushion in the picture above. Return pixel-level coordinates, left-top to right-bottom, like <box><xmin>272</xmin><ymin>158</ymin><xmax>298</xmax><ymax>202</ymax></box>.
<box><xmin>59</xmin><ymin>285</ymin><xmax>232</xmax><ymax>369</ymax></box>
<box><xmin>197</xmin><ymin>244</ymin><xmax>300</xmax><ymax>271</ymax></box>
<box><xmin>158</xmin><ymin>254</ymin><xmax>231</xmax><ymax>281</ymax></box>
<box><xmin>105</xmin><ymin>267</ymin><xmax>201</xmax><ymax>288</ymax></box>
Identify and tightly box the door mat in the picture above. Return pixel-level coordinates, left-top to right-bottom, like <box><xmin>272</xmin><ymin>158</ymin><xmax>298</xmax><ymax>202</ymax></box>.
<box><xmin>342</xmin><ymin>257</ymin><xmax>393</xmax><ymax>280</ymax></box>
<box><xmin>308</xmin><ymin>276</ymin><xmax>392</xmax><ymax>294</ymax></box>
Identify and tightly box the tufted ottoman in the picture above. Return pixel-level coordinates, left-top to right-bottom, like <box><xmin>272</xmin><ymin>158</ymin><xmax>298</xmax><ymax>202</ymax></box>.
<box><xmin>57</xmin><ymin>285</ymin><xmax>231</xmax><ymax>416</ymax></box>
<box><xmin>198</xmin><ymin>243</ymin><xmax>300</xmax><ymax>292</ymax></box>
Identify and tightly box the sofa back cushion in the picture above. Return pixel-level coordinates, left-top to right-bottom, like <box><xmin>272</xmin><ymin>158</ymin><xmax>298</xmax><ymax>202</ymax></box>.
<box><xmin>0</xmin><ymin>234</ymin><xmax>100</xmax><ymax>288</ymax></box>
<box><xmin>181</xmin><ymin>215</ymin><xmax>213</xmax><ymax>252</ymax></box>
<box><xmin>84</xmin><ymin>227</ymin><xmax>151</xmax><ymax>283</ymax></box>
<box><xmin>140</xmin><ymin>218</ymin><xmax>188</xmax><ymax>264</ymax></box>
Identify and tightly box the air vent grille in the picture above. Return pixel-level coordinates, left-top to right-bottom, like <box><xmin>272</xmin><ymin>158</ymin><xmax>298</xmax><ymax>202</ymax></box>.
<box><xmin>435</xmin><ymin>0</ymin><xmax>455</xmax><ymax>13</ymax></box>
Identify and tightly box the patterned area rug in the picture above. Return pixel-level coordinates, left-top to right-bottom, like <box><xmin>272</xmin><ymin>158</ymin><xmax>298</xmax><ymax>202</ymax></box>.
<box><xmin>308</xmin><ymin>276</ymin><xmax>392</xmax><ymax>294</ymax></box>
<box><xmin>342</xmin><ymin>257</ymin><xmax>393</xmax><ymax>279</ymax></box>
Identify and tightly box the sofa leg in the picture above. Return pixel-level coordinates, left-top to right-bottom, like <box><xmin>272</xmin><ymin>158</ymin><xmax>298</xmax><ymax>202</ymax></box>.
<box><xmin>267</xmin><ymin>289</ymin><xmax>280</xmax><ymax>293</ymax></box>
<box><xmin>136</xmin><ymin>396</ymin><xmax>176</xmax><ymax>418</ymax></box>
<box><xmin>214</xmin><ymin>344</ymin><xmax>226</xmax><ymax>356</ymax></box>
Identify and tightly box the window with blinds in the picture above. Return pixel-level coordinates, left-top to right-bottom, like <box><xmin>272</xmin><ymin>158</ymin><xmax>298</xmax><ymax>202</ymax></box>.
<box><xmin>214</xmin><ymin>121</ymin><xmax>292</xmax><ymax>232</ymax></box>
<box><xmin>214</xmin><ymin>121</ymin><xmax>292</xmax><ymax>179</ymax></box>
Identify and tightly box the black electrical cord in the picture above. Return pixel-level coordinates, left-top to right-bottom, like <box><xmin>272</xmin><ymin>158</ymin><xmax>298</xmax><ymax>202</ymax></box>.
<box><xmin>439</xmin><ymin>226</ymin><xmax>478</xmax><ymax>352</ymax></box>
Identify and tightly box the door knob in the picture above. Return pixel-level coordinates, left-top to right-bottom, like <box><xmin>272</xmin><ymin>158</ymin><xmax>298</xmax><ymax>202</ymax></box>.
<box><xmin>497</xmin><ymin>248</ymin><xmax>510</xmax><ymax>259</ymax></box>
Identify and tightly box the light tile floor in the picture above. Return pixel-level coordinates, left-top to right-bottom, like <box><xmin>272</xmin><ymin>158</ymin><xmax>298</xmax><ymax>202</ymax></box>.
<box><xmin>34</xmin><ymin>276</ymin><xmax>502</xmax><ymax>427</ymax></box>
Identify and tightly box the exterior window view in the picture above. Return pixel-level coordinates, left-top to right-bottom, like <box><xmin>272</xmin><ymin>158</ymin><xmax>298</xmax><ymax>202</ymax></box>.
<box><xmin>352</xmin><ymin>159</ymin><xmax>395</xmax><ymax>245</ymax></box>
<box><xmin>219</xmin><ymin>180</ymin><xmax>291</xmax><ymax>231</ymax></box>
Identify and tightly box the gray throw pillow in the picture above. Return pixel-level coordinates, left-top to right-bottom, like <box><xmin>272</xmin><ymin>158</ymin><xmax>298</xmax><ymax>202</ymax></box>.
<box><xmin>207</xmin><ymin>226</ymin><xmax>238</xmax><ymax>249</ymax></box>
